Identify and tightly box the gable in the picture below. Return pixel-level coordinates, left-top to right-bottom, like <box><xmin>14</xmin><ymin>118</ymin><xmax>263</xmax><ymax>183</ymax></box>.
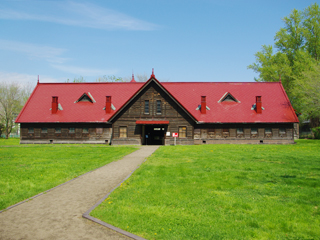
<box><xmin>218</xmin><ymin>92</ymin><xmax>240</xmax><ymax>103</ymax></box>
<box><xmin>110</xmin><ymin>79</ymin><xmax>196</xmax><ymax>124</ymax></box>
<box><xmin>108</xmin><ymin>78</ymin><xmax>197</xmax><ymax>123</ymax></box>
<box><xmin>75</xmin><ymin>92</ymin><xmax>96</xmax><ymax>103</ymax></box>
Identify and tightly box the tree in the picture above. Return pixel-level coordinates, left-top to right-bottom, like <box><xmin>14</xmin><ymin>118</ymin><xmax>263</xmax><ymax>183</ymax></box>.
<box><xmin>123</xmin><ymin>73</ymin><xmax>149</xmax><ymax>82</ymax></box>
<box><xmin>248</xmin><ymin>45</ymin><xmax>293</xmax><ymax>94</ymax></box>
<box><xmin>0</xmin><ymin>82</ymin><xmax>24</xmax><ymax>138</ymax></box>
<box><xmin>96</xmin><ymin>75</ymin><xmax>123</xmax><ymax>82</ymax></box>
<box><xmin>303</xmin><ymin>3</ymin><xmax>320</xmax><ymax>61</ymax></box>
<box><xmin>293</xmin><ymin>64</ymin><xmax>320</xmax><ymax>127</ymax></box>
<box><xmin>248</xmin><ymin>3</ymin><xmax>320</xmax><ymax>126</ymax></box>
<box><xmin>66</xmin><ymin>76</ymin><xmax>86</xmax><ymax>82</ymax></box>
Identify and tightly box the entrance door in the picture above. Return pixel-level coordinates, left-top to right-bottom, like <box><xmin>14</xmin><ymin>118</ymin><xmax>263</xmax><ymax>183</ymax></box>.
<box><xmin>143</xmin><ymin>125</ymin><xmax>166</xmax><ymax>145</ymax></box>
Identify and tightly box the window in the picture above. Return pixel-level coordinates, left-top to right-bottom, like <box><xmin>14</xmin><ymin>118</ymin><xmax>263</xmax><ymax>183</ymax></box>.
<box><xmin>69</xmin><ymin>128</ymin><xmax>75</xmax><ymax>133</ymax></box>
<box><xmin>156</xmin><ymin>100</ymin><xmax>161</xmax><ymax>114</ymax></box>
<box><xmin>144</xmin><ymin>100</ymin><xmax>149</xmax><ymax>114</ymax></box>
<box><xmin>223</xmin><ymin>129</ymin><xmax>229</xmax><ymax>133</ymax></box>
<box><xmin>96</xmin><ymin>128</ymin><xmax>103</xmax><ymax>134</ymax></box>
<box><xmin>218</xmin><ymin>92</ymin><xmax>239</xmax><ymax>103</ymax></box>
<box><xmin>179</xmin><ymin>126</ymin><xmax>187</xmax><ymax>138</ymax></box>
<box><xmin>75</xmin><ymin>92</ymin><xmax>95</xmax><ymax>103</ymax></box>
<box><xmin>251</xmin><ymin>128</ymin><xmax>257</xmax><ymax>134</ymax></box>
<box><xmin>237</xmin><ymin>128</ymin><xmax>243</xmax><ymax>134</ymax></box>
<box><xmin>279</xmin><ymin>128</ymin><xmax>286</xmax><ymax>134</ymax></box>
<box><xmin>119</xmin><ymin>126</ymin><xmax>127</xmax><ymax>138</ymax></box>
<box><xmin>41</xmin><ymin>127</ymin><xmax>47</xmax><ymax>133</ymax></box>
<box><xmin>83</xmin><ymin>128</ymin><xmax>88</xmax><ymax>133</ymax></box>
<box><xmin>28</xmin><ymin>127</ymin><xmax>34</xmax><ymax>133</ymax></box>
<box><xmin>265</xmin><ymin>128</ymin><xmax>272</xmax><ymax>134</ymax></box>
<box><xmin>55</xmin><ymin>127</ymin><xmax>61</xmax><ymax>133</ymax></box>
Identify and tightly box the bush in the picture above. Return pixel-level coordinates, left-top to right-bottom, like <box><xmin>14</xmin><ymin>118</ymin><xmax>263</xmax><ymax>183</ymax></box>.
<box><xmin>312</xmin><ymin>127</ymin><xmax>320</xmax><ymax>139</ymax></box>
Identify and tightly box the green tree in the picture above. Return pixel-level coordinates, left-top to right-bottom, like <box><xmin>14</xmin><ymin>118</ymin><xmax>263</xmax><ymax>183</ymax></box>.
<box><xmin>248</xmin><ymin>3</ymin><xmax>320</xmax><ymax>127</ymax></box>
<box><xmin>303</xmin><ymin>3</ymin><xmax>320</xmax><ymax>61</ymax></box>
<box><xmin>248</xmin><ymin>45</ymin><xmax>292</xmax><ymax>94</ymax></box>
<box><xmin>293</xmin><ymin>64</ymin><xmax>320</xmax><ymax>127</ymax></box>
<box><xmin>0</xmin><ymin>82</ymin><xmax>24</xmax><ymax>138</ymax></box>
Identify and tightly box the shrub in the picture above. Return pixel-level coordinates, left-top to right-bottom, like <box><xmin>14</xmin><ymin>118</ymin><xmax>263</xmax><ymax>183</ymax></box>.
<box><xmin>312</xmin><ymin>127</ymin><xmax>320</xmax><ymax>139</ymax></box>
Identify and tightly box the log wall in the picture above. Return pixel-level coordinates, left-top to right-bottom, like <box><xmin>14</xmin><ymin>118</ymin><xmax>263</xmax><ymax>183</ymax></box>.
<box><xmin>20</xmin><ymin>123</ymin><xmax>112</xmax><ymax>144</ymax></box>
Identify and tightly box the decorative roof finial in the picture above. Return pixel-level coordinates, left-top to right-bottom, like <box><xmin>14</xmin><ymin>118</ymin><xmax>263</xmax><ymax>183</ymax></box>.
<box><xmin>151</xmin><ymin>68</ymin><xmax>155</xmax><ymax>78</ymax></box>
<box><xmin>130</xmin><ymin>73</ymin><xmax>136</xmax><ymax>82</ymax></box>
<box><xmin>37</xmin><ymin>75</ymin><xmax>39</xmax><ymax>84</ymax></box>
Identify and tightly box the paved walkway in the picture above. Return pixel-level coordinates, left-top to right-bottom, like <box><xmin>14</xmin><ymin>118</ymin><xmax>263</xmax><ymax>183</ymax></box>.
<box><xmin>0</xmin><ymin>146</ymin><xmax>159</xmax><ymax>240</ymax></box>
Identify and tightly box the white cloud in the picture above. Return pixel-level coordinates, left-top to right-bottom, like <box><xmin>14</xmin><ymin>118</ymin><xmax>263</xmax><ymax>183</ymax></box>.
<box><xmin>0</xmin><ymin>39</ymin><xmax>68</xmax><ymax>64</ymax></box>
<box><xmin>0</xmin><ymin>1</ymin><xmax>158</xmax><ymax>31</ymax></box>
<box><xmin>51</xmin><ymin>64</ymin><xmax>117</xmax><ymax>76</ymax></box>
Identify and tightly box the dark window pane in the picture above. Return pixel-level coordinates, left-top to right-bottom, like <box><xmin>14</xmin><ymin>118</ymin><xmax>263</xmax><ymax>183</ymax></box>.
<box><xmin>145</xmin><ymin>100</ymin><xmax>149</xmax><ymax>114</ymax></box>
<box><xmin>156</xmin><ymin>100</ymin><xmax>161</xmax><ymax>114</ymax></box>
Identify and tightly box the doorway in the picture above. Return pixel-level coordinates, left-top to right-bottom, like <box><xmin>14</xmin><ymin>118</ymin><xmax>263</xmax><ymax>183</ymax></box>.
<box><xmin>142</xmin><ymin>125</ymin><xmax>167</xmax><ymax>145</ymax></box>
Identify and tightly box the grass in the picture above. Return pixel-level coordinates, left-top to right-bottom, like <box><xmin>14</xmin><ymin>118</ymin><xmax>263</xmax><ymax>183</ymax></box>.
<box><xmin>0</xmin><ymin>138</ymin><xmax>137</xmax><ymax>210</ymax></box>
<box><xmin>91</xmin><ymin>140</ymin><xmax>320</xmax><ymax>239</ymax></box>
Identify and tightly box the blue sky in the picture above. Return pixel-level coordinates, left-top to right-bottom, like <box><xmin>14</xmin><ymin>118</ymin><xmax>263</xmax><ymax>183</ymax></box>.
<box><xmin>0</xmin><ymin>0</ymin><xmax>318</xmax><ymax>85</ymax></box>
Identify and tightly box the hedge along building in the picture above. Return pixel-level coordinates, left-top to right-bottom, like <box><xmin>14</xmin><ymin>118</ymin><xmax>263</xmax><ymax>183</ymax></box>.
<box><xmin>16</xmin><ymin>70</ymin><xmax>299</xmax><ymax>145</ymax></box>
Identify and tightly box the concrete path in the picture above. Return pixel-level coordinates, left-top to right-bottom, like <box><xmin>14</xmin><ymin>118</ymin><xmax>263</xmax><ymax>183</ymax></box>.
<box><xmin>0</xmin><ymin>146</ymin><xmax>159</xmax><ymax>240</ymax></box>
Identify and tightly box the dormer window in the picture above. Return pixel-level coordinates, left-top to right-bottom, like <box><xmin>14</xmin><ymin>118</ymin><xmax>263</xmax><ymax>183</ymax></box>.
<box><xmin>218</xmin><ymin>92</ymin><xmax>240</xmax><ymax>103</ymax></box>
<box><xmin>75</xmin><ymin>92</ymin><xmax>96</xmax><ymax>103</ymax></box>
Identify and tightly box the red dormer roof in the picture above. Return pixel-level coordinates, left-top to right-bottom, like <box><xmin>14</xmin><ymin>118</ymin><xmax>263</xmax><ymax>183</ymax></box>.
<box><xmin>16</xmin><ymin>79</ymin><xmax>298</xmax><ymax>124</ymax></box>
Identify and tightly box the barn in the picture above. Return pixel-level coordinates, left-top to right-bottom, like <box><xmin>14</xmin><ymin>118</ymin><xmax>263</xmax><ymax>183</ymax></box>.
<box><xmin>15</xmin><ymin>71</ymin><xmax>299</xmax><ymax>145</ymax></box>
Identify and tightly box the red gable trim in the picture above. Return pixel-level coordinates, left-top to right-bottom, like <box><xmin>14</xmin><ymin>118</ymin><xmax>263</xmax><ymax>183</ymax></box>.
<box><xmin>136</xmin><ymin>121</ymin><xmax>169</xmax><ymax>124</ymax></box>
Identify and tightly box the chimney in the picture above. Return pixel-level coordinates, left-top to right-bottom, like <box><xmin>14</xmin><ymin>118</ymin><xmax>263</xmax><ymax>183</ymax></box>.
<box><xmin>256</xmin><ymin>96</ymin><xmax>262</xmax><ymax>114</ymax></box>
<box><xmin>201</xmin><ymin>96</ymin><xmax>206</xmax><ymax>114</ymax></box>
<box><xmin>106</xmin><ymin>96</ymin><xmax>111</xmax><ymax>113</ymax></box>
<box><xmin>52</xmin><ymin>96</ymin><xmax>58</xmax><ymax>114</ymax></box>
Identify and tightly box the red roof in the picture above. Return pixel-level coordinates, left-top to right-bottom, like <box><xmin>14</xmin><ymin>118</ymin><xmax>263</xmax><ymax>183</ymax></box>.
<box><xmin>16</xmin><ymin>80</ymin><xmax>298</xmax><ymax>124</ymax></box>
<box><xmin>16</xmin><ymin>82</ymin><xmax>143</xmax><ymax>123</ymax></box>
<box><xmin>161</xmin><ymin>81</ymin><xmax>299</xmax><ymax>123</ymax></box>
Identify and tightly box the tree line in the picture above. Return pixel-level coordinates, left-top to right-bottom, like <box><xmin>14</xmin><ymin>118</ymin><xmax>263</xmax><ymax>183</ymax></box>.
<box><xmin>248</xmin><ymin>3</ymin><xmax>320</xmax><ymax>129</ymax></box>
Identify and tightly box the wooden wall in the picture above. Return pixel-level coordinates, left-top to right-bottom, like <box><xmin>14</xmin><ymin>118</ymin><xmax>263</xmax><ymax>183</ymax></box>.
<box><xmin>20</xmin><ymin>123</ymin><xmax>112</xmax><ymax>144</ymax></box>
<box><xmin>193</xmin><ymin>123</ymin><xmax>295</xmax><ymax>144</ymax></box>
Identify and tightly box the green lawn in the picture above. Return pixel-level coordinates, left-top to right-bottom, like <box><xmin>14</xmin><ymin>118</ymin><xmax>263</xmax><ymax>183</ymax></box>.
<box><xmin>91</xmin><ymin>140</ymin><xmax>320</xmax><ymax>239</ymax></box>
<box><xmin>0</xmin><ymin>139</ymin><xmax>138</xmax><ymax>210</ymax></box>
